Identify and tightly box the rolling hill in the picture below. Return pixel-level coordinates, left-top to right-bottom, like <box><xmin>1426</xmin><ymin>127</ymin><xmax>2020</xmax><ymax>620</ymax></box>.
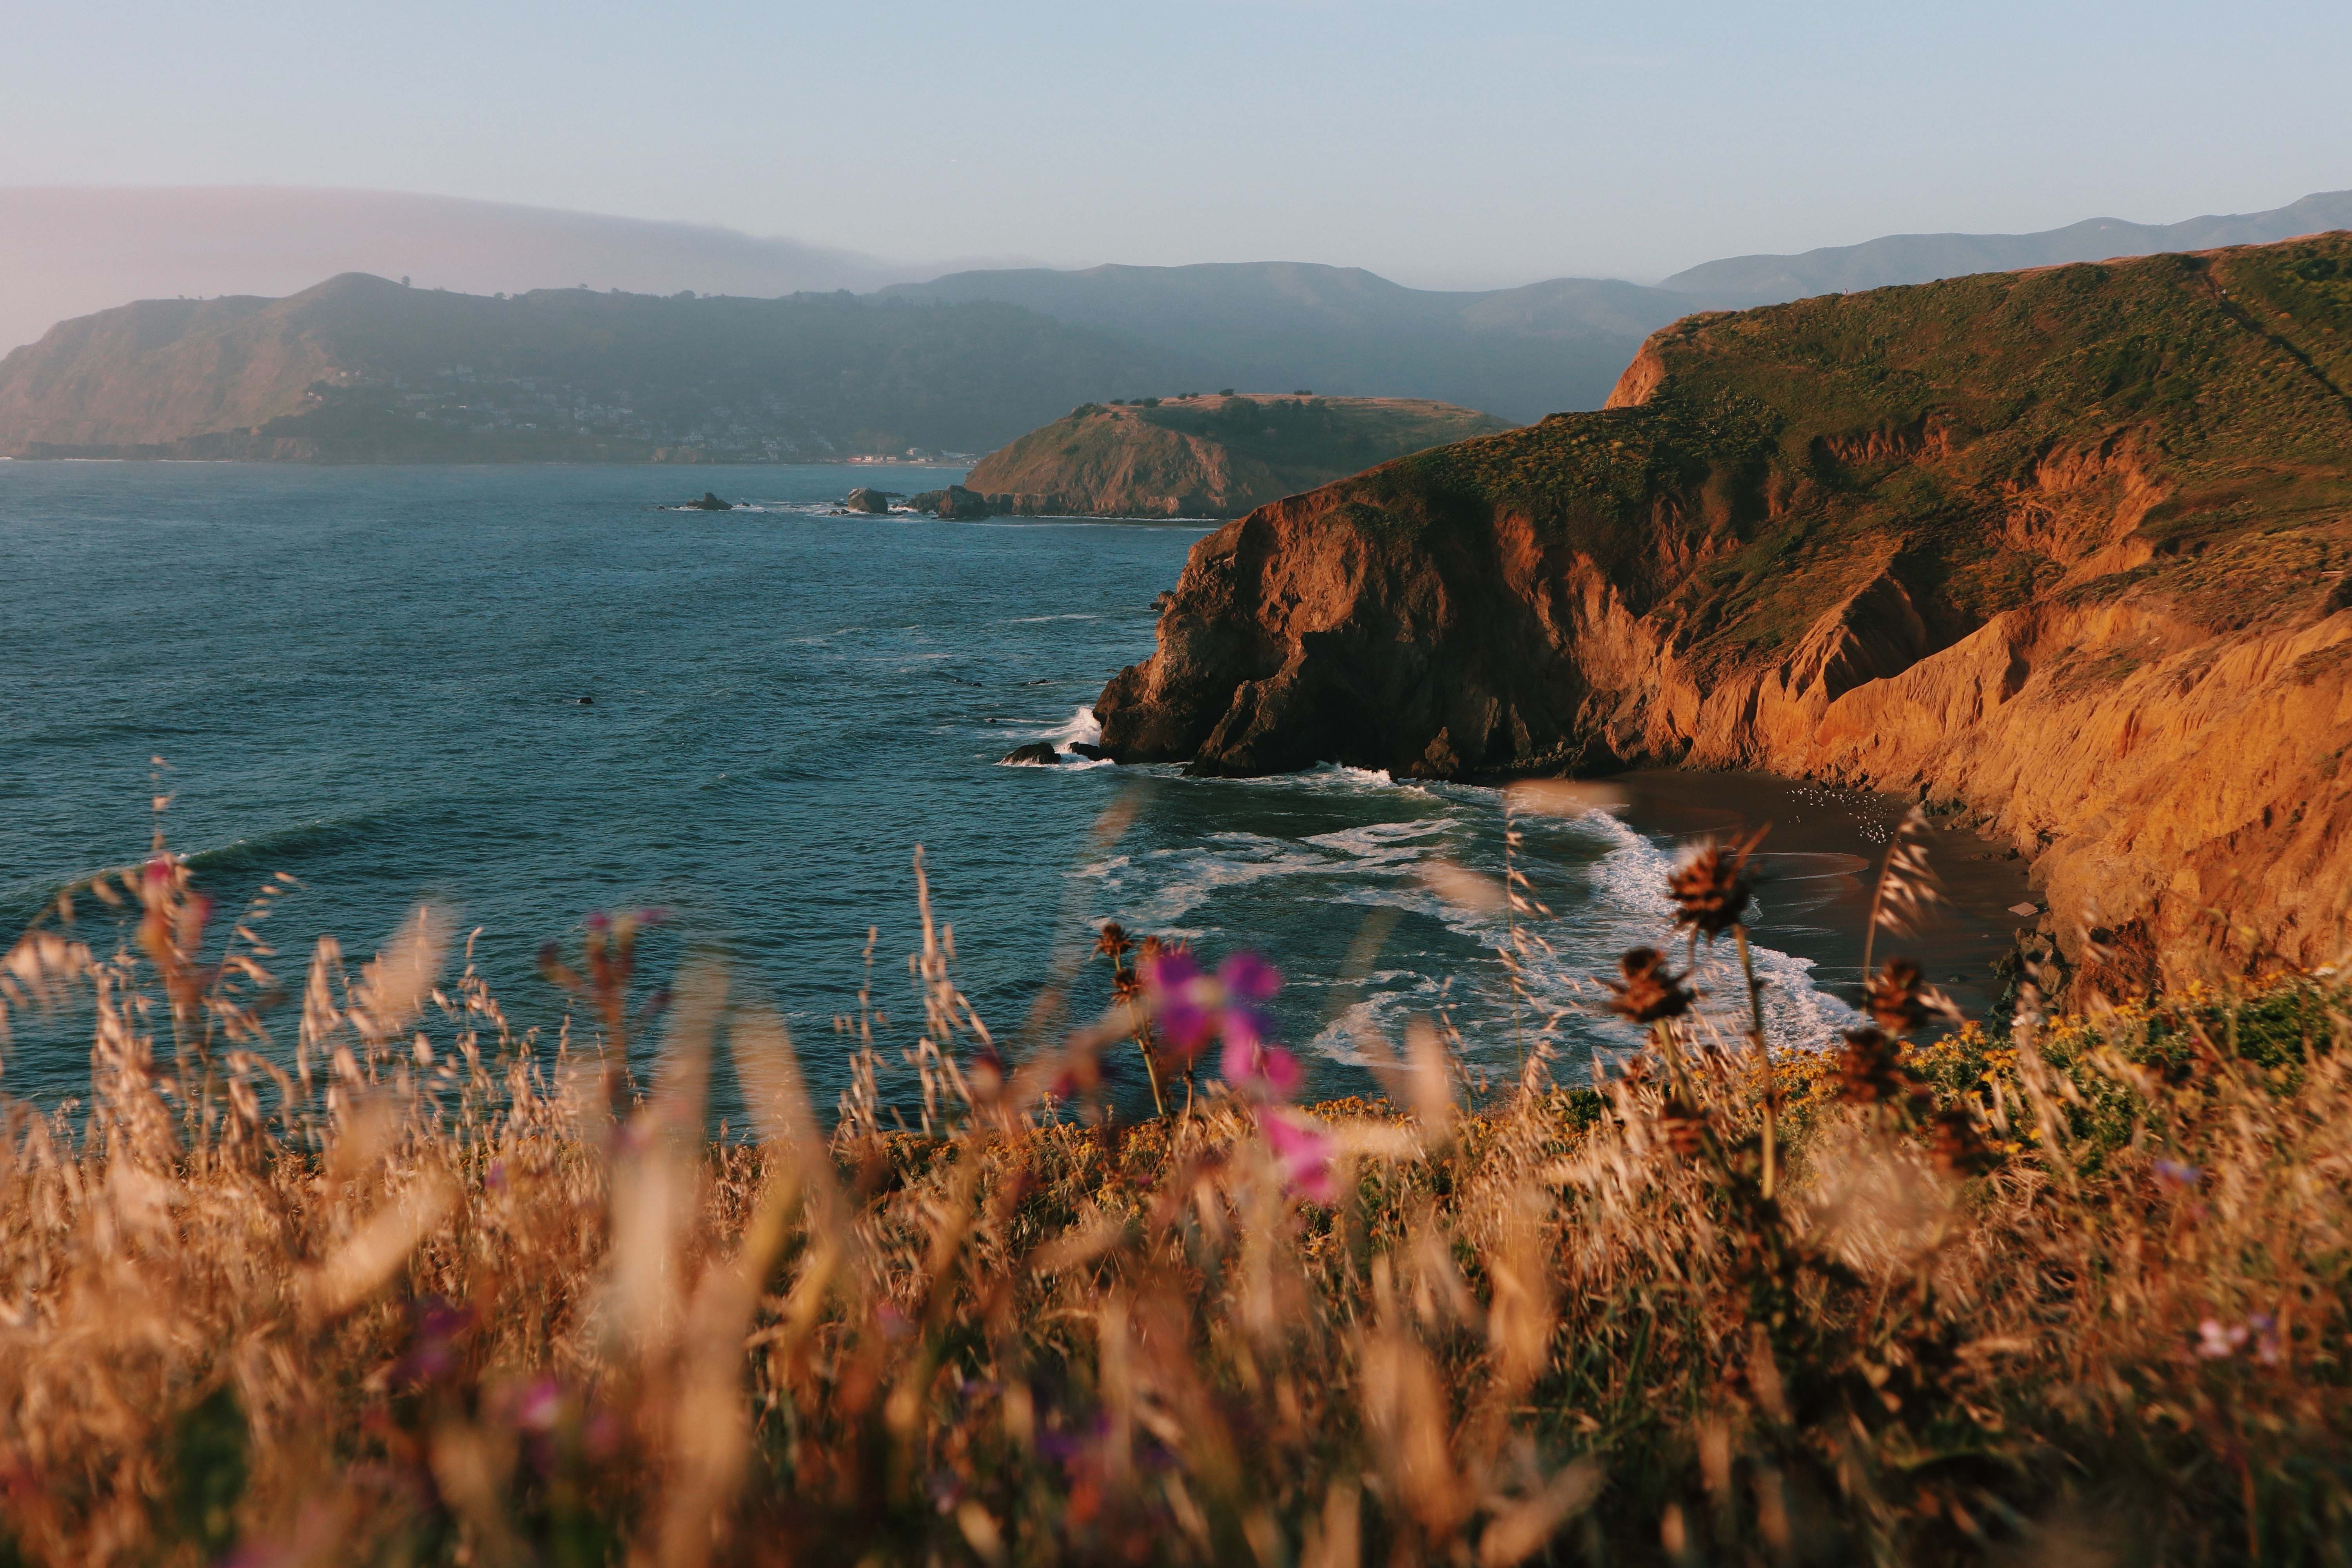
<box><xmin>958</xmin><ymin>393</ymin><xmax>1513</xmax><ymax>517</ymax></box>
<box><xmin>1662</xmin><ymin>188</ymin><xmax>2352</xmax><ymax>305</ymax></box>
<box><xmin>0</xmin><ymin>273</ymin><xmax>1205</xmax><ymax>461</ymax></box>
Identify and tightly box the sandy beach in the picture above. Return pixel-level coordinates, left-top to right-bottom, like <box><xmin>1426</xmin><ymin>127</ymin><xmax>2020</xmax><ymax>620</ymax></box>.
<box><xmin>1613</xmin><ymin>768</ymin><xmax>2035</xmax><ymax>1024</ymax></box>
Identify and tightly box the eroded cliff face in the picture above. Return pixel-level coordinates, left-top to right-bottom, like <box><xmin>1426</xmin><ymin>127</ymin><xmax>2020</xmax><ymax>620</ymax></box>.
<box><xmin>1097</xmin><ymin>235</ymin><xmax>2352</xmax><ymax>992</ymax></box>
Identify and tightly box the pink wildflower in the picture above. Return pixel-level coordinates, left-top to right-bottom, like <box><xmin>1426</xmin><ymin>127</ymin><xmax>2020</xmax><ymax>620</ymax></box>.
<box><xmin>1263</xmin><ymin>1109</ymin><xmax>1336</xmax><ymax>1204</ymax></box>
<box><xmin>2196</xmin><ymin>1318</ymin><xmax>2248</xmax><ymax>1359</ymax></box>
<box><xmin>1141</xmin><ymin>949</ymin><xmax>1292</xmax><ymax>1092</ymax></box>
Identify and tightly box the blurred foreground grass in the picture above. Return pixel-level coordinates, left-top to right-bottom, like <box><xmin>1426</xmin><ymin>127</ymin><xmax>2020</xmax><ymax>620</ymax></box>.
<box><xmin>1</xmin><ymin>840</ymin><xmax>2347</xmax><ymax>1567</ymax></box>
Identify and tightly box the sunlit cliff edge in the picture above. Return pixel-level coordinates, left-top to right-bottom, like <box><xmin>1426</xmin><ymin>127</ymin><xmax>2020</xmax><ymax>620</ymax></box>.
<box><xmin>1097</xmin><ymin>234</ymin><xmax>2352</xmax><ymax>995</ymax></box>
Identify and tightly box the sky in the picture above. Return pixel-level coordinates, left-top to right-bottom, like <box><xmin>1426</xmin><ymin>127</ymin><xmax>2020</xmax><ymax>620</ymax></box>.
<box><xmin>5</xmin><ymin>0</ymin><xmax>2350</xmax><ymax>289</ymax></box>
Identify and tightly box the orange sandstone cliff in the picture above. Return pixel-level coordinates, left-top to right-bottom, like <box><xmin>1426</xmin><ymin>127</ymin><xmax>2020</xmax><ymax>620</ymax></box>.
<box><xmin>1096</xmin><ymin>235</ymin><xmax>2352</xmax><ymax>994</ymax></box>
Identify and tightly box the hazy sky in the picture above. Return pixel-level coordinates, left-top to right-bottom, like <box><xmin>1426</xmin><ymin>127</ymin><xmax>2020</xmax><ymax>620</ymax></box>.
<box><xmin>7</xmin><ymin>0</ymin><xmax>2349</xmax><ymax>287</ymax></box>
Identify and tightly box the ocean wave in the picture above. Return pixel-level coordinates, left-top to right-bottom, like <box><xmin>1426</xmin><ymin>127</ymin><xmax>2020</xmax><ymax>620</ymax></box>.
<box><xmin>1571</xmin><ymin>811</ymin><xmax>1858</xmax><ymax>1050</ymax></box>
<box><xmin>1079</xmin><ymin>773</ymin><xmax>1856</xmax><ymax>1068</ymax></box>
<box><xmin>1200</xmin><ymin>761</ymin><xmax>1436</xmax><ymax>799</ymax></box>
<box><xmin>1048</xmin><ymin>706</ymin><xmax>1102</xmax><ymax>749</ymax></box>
<box><xmin>1082</xmin><ymin>835</ymin><xmax>1341</xmax><ymax>927</ymax></box>
<box><xmin>180</xmin><ymin>811</ymin><xmax>399</xmax><ymax>881</ymax></box>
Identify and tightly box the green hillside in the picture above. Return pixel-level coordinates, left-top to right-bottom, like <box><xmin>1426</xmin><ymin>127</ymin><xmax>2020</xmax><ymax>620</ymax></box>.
<box><xmin>961</xmin><ymin>393</ymin><xmax>1514</xmax><ymax>517</ymax></box>
<box><xmin>0</xmin><ymin>273</ymin><xmax>1206</xmax><ymax>461</ymax></box>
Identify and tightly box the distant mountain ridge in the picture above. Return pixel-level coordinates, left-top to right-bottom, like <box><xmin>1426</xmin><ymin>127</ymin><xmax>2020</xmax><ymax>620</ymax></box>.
<box><xmin>1662</xmin><ymin>189</ymin><xmax>2352</xmax><ymax>304</ymax></box>
<box><xmin>0</xmin><ymin>187</ymin><xmax>1009</xmax><ymax>361</ymax></box>
<box><xmin>881</xmin><ymin>264</ymin><xmax>1699</xmax><ymax>422</ymax></box>
<box><xmin>5</xmin><ymin>187</ymin><xmax>2348</xmax><ymax>462</ymax></box>
<box><xmin>0</xmin><ymin>273</ymin><xmax>1201</xmax><ymax>461</ymax></box>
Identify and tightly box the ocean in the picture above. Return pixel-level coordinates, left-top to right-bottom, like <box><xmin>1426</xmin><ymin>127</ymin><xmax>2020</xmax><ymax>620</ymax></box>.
<box><xmin>0</xmin><ymin>461</ymin><xmax>2028</xmax><ymax>1120</ymax></box>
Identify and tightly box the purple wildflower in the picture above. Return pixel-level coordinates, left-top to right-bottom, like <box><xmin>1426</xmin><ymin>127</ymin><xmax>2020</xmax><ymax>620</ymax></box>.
<box><xmin>1263</xmin><ymin>1109</ymin><xmax>1336</xmax><ymax>1203</ymax></box>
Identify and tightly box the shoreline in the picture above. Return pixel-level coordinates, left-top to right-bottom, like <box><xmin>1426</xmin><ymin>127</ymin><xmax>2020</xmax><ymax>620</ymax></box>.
<box><xmin>1612</xmin><ymin>768</ymin><xmax>2034</xmax><ymax>1024</ymax></box>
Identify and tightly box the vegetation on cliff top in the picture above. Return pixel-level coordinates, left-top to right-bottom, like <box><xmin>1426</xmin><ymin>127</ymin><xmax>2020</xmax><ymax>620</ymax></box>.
<box><xmin>960</xmin><ymin>393</ymin><xmax>1513</xmax><ymax>519</ymax></box>
<box><xmin>1389</xmin><ymin>234</ymin><xmax>2352</xmax><ymax>680</ymax></box>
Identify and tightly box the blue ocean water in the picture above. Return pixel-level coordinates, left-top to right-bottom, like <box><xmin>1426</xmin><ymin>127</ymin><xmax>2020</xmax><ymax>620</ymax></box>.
<box><xmin>2</xmin><ymin>461</ymin><xmax>2015</xmax><ymax>1120</ymax></box>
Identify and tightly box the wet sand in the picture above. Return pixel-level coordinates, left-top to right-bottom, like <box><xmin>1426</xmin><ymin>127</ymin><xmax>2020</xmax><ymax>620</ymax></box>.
<box><xmin>1612</xmin><ymin>769</ymin><xmax>2036</xmax><ymax>1023</ymax></box>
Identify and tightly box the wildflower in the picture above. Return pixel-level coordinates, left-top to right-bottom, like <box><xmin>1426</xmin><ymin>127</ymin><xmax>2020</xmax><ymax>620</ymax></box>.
<box><xmin>509</xmin><ymin>1375</ymin><xmax>564</xmax><ymax>1434</ymax></box>
<box><xmin>1093</xmin><ymin>922</ymin><xmax>1133</xmax><ymax>963</ymax></box>
<box><xmin>1863</xmin><ymin>958</ymin><xmax>1962</xmax><ymax>1036</ymax></box>
<box><xmin>1601</xmin><ymin>947</ymin><xmax>1694</xmax><ymax>1024</ymax></box>
<box><xmin>1141</xmin><ymin>949</ymin><xmax>1298</xmax><ymax>1096</ymax></box>
<box><xmin>1143</xmin><ymin>950</ymin><xmax>1216</xmax><ymax>1056</ymax></box>
<box><xmin>2153</xmin><ymin>1157</ymin><xmax>2201</xmax><ymax>1191</ymax></box>
<box><xmin>1262</xmin><ymin>1108</ymin><xmax>1336</xmax><ymax>1203</ymax></box>
<box><xmin>1835</xmin><ymin>1027</ymin><xmax>1926</xmax><ymax>1107</ymax></box>
<box><xmin>1666</xmin><ymin>829</ymin><xmax>1763</xmax><ymax>942</ymax></box>
<box><xmin>2196</xmin><ymin>1318</ymin><xmax>2248</xmax><ymax>1359</ymax></box>
<box><xmin>1219</xmin><ymin>950</ymin><xmax>1280</xmax><ymax>1003</ymax></box>
<box><xmin>2250</xmin><ymin>1314</ymin><xmax>2283</xmax><ymax>1365</ymax></box>
<box><xmin>1658</xmin><ymin>1097</ymin><xmax>1710</xmax><ymax>1157</ymax></box>
<box><xmin>398</xmin><ymin>1298</ymin><xmax>473</xmax><ymax>1385</ymax></box>
<box><xmin>966</xmin><ymin>1044</ymin><xmax>1005</xmax><ymax>1102</ymax></box>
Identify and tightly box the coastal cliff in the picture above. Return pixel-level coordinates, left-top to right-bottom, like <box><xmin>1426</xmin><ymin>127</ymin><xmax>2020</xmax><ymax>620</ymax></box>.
<box><xmin>960</xmin><ymin>394</ymin><xmax>1512</xmax><ymax>517</ymax></box>
<box><xmin>1097</xmin><ymin>235</ymin><xmax>2352</xmax><ymax>992</ymax></box>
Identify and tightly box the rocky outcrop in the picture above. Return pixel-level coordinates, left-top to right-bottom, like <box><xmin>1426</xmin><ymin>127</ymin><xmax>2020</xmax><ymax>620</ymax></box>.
<box><xmin>1001</xmin><ymin>742</ymin><xmax>1064</xmax><ymax>766</ymax></box>
<box><xmin>962</xmin><ymin>395</ymin><xmax>1513</xmax><ymax>519</ymax></box>
<box><xmin>1098</xmin><ymin>234</ymin><xmax>2352</xmax><ymax>993</ymax></box>
<box><xmin>842</xmin><ymin>487</ymin><xmax>894</xmax><ymax>513</ymax></box>
<box><xmin>690</xmin><ymin>491</ymin><xmax>735</xmax><ymax>511</ymax></box>
<box><xmin>909</xmin><ymin>485</ymin><xmax>1003</xmax><ymax>520</ymax></box>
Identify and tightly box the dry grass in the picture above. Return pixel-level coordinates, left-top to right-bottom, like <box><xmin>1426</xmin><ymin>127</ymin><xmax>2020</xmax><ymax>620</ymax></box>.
<box><xmin>2</xmin><ymin>833</ymin><xmax>2349</xmax><ymax>1567</ymax></box>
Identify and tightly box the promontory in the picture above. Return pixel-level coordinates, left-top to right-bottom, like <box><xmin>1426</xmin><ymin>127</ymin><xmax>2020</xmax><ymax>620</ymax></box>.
<box><xmin>954</xmin><ymin>394</ymin><xmax>1513</xmax><ymax>518</ymax></box>
<box><xmin>1096</xmin><ymin>234</ymin><xmax>2352</xmax><ymax>995</ymax></box>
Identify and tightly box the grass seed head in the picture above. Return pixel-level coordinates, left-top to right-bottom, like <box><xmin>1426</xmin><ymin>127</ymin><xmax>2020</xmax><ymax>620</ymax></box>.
<box><xmin>1602</xmin><ymin>947</ymin><xmax>1694</xmax><ymax>1024</ymax></box>
<box><xmin>1666</xmin><ymin>828</ymin><xmax>1765</xmax><ymax>942</ymax></box>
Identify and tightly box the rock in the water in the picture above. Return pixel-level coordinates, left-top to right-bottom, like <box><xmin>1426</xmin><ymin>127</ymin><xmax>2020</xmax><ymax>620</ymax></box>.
<box><xmin>690</xmin><ymin>492</ymin><xmax>733</xmax><ymax>511</ymax></box>
<box><xmin>1067</xmin><ymin>742</ymin><xmax>1111</xmax><ymax>760</ymax></box>
<box><xmin>843</xmin><ymin>487</ymin><xmax>895</xmax><ymax>514</ymax></box>
<box><xmin>1001</xmin><ymin>742</ymin><xmax>1063</xmax><ymax>766</ymax></box>
<box><xmin>911</xmin><ymin>485</ymin><xmax>1001</xmax><ymax>520</ymax></box>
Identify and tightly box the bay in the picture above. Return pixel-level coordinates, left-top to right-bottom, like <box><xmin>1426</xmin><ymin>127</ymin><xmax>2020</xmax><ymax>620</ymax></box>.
<box><xmin>0</xmin><ymin>461</ymin><xmax>2022</xmax><ymax>1120</ymax></box>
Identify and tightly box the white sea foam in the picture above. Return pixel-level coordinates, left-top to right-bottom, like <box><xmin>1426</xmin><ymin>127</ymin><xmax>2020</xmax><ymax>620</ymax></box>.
<box><xmin>1078</xmin><ymin>767</ymin><xmax>1860</xmax><ymax>1073</ymax></box>
<box><xmin>1566</xmin><ymin>811</ymin><xmax>1860</xmax><ymax>1051</ymax></box>
<box><xmin>1049</xmin><ymin>705</ymin><xmax>1103</xmax><ymax>748</ymax></box>
<box><xmin>1084</xmin><ymin>835</ymin><xmax>1340</xmax><ymax>926</ymax></box>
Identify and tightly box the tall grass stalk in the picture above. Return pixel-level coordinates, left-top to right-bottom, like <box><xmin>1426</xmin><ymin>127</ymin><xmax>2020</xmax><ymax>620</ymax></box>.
<box><xmin>0</xmin><ymin>828</ymin><xmax>2348</xmax><ymax>1566</ymax></box>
